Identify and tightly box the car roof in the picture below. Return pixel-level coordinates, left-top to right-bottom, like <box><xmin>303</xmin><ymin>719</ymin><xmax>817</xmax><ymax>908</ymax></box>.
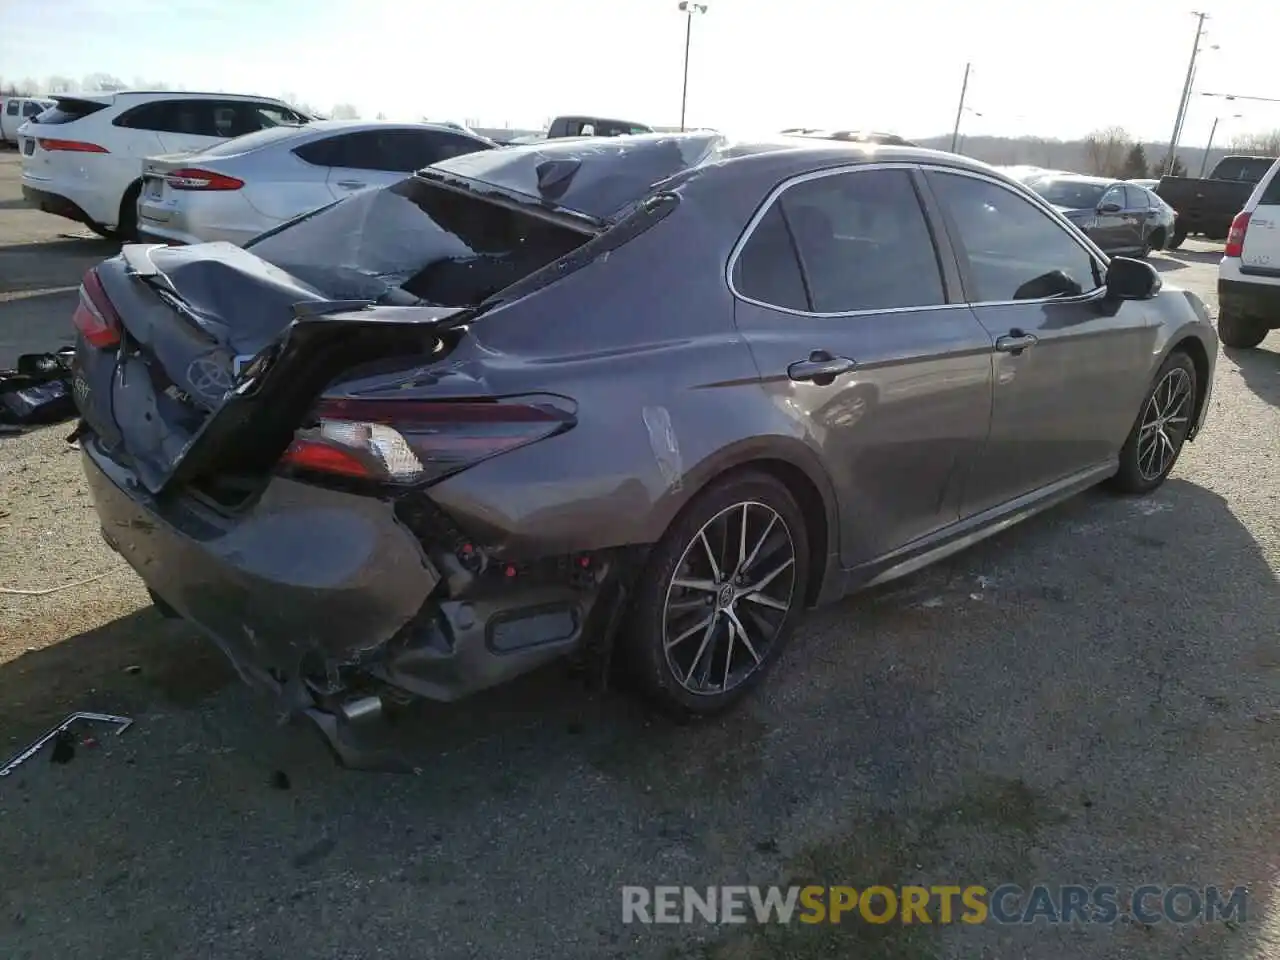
<box><xmin>426</xmin><ymin>131</ymin><xmax>1023</xmax><ymax>221</ymax></box>
<box><xmin>1038</xmin><ymin>173</ymin><xmax>1116</xmax><ymax>186</ymax></box>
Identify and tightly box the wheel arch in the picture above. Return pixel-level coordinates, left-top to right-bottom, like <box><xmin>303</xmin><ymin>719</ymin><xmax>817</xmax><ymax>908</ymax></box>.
<box><xmin>1164</xmin><ymin>333</ymin><xmax>1212</xmax><ymax>440</ymax></box>
<box><xmin>647</xmin><ymin>436</ymin><xmax>840</xmax><ymax>608</ymax></box>
<box><xmin>117</xmin><ymin>177</ymin><xmax>144</xmax><ymax>235</ymax></box>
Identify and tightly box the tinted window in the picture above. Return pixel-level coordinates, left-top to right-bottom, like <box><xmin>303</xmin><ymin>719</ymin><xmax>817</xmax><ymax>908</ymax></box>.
<box><xmin>32</xmin><ymin>97</ymin><xmax>107</xmax><ymax>125</ymax></box>
<box><xmin>22</xmin><ymin>101</ymin><xmax>42</xmax><ymax>117</ymax></box>
<box><xmin>774</xmin><ymin>169</ymin><xmax>946</xmax><ymax>313</ymax></box>
<box><xmin>117</xmin><ymin>99</ymin><xmax>216</xmax><ymax>135</ymax></box>
<box><xmin>733</xmin><ymin>203</ymin><xmax>809</xmax><ymax>311</ymax></box>
<box><xmin>252</xmin><ymin>103</ymin><xmax>306</xmax><ymax>126</ymax></box>
<box><xmin>1125</xmin><ymin>186</ymin><xmax>1148</xmax><ymax>209</ymax></box>
<box><xmin>929</xmin><ymin>171</ymin><xmax>1102</xmax><ymax>303</ymax></box>
<box><xmin>1099</xmin><ymin>184</ymin><xmax>1125</xmax><ymax>209</ymax></box>
<box><xmin>1258</xmin><ymin>174</ymin><xmax>1280</xmax><ymax>206</ymax></box>
<box><xmin>5</xmin><ymin>101</ymin><xmax>17</xmax><ymax>116</ymax></box>
<box><xmin>1033</xmin><ymin>179</ymin><xmax>1106</xmax><ymax>209</ymax></box>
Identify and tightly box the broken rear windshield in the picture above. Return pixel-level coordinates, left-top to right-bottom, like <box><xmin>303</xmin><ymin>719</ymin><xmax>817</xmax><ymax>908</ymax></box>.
<box><xmin>246</xmin><ymin>176</ymin><xmax>589</xmax><ymax>307</ymax></box>
<box><xmin>427</xmin><ymin>131</ymin><xmax>727</xmax><ymax>221</ymax></box>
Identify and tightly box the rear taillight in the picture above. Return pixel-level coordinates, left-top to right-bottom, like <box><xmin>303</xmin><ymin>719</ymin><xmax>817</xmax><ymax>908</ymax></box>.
<box><xmin>1225</xmin><ymin>211</ymin><xmax>1252</xmax><ymax>257</ymax></box>
<box><xmin>72</xmin><ymin>268</ymin><xmax>122</xmax><ymax>348</ymax></box>
<box><xmin>36</xmin><ymin>138</ymin><xmax>109</xmax><ymax>153</ymax></box>
<box><xmin>165</xmin><ymin>168</ymin><xmax>244</xmax><ymax>191</ymax></box>
<box><xmin>278</xmin><ymin>395</ymin><xmax>577</xmax><ymax>484</ymax></box>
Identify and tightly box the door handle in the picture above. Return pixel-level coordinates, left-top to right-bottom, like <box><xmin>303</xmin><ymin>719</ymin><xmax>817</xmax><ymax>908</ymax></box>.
<box><xmin>335</xmin><ymin>180</ymin><xmax>366</xmax><ymax>189</ymax></box>
<box><xmin>787</xmin><ymin>350</ymin><xmax>857</xmax><ymax>383</ymax></box>
<box><xmin>995</xmin><ymin>331</ymin><xmax>1038</xmax><ymax>354</ymax></box>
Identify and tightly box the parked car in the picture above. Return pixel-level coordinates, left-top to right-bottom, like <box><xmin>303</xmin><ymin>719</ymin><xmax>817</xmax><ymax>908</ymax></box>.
<box><xmin>18</xmin><ymin>90</ymin><xmax>311</xmax><ymax>239</ymax></box>
<box><xmin>136</xmin><ymin>121</ymin><xmax>497</xmax><ymax>247</ymax></box>
<box><xmin>0</xmin><ymin>96</ymin><xmax>54</xmax><ymax>144</ymax></box>
<box><xmin>1157</xmin><ymin>155</ymin><xmax>1274</xmax><ymax>246</ymax></box>
<box><xmin>781</xmin><ymin>129</ymin><xmax>917</xmax><ymax>146</ymax></box>
<box><xmin>546</xmin><ymin>115</ymin><xmax>653</xmax><ymax>138</ymax></box>
<box><xmin>69</xmin><ymin>134</ymin><xmax>1216</xmax><ymax>764</ymax></box>
<box><xmin>1029</xmin><ymin>175</ymin><xmax>1174</xmax><ymax>257</ymax></box>
<box><xmin>1217</xmin><ymin>155</ymin><xmax>1280</xmax><ymax>348</ymax></box>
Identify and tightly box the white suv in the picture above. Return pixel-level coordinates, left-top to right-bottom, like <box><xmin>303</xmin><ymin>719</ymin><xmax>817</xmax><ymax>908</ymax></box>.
<box><xmin>18</xmin><ymin>90</ymin><xmax>310</xmax><ymax>239</ymax></box>
<box><xmin>1218</xmin><ymin>155</ymin><xmax>1280</xmax><ymax>348</ymax></box>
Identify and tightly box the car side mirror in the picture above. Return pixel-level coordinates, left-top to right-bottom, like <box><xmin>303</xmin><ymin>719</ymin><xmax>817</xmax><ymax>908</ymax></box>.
<box><xmin>1105</xmin><ymin>256</ymin><xmax>1161</xmax><ymax>300</ymax></box>
<box><xmin>1098</xmin><ymin>201</ymin><xmax>1123</xmax><ymax>214</ymax></box>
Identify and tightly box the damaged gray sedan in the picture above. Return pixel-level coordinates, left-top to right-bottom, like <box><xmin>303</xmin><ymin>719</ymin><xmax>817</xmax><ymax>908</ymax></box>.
<box><xmin>70</xmin><ymin>133</ymin><xmax>1217</xmax><ymax>765</ymax></box>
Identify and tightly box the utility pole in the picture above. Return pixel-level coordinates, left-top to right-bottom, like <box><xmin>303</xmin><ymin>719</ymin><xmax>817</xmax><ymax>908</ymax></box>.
<box><xmin>1164</xmin><ymin>11</ymin><xmax>1209</xmax><ymax>175</ymax></box>
<box><xmin>950</xmin><ymin>62</ymin><xmax>971</xmax><ymax>153</ymax></box>
<box><xmin>678</xmin><ymin>2</ymin><xmax>708</xmax><ymax>132</ymax></box>
<box><xmin>1199</xmin><ymin>112</ymin><xmax>1243</xmax><ymax>177</ymax></box>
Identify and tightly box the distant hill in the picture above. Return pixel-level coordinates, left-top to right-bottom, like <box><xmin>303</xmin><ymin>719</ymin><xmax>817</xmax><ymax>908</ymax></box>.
<box><xmin>913</xmin><ymin>133</ymin><xmax>1235</xmax><ymax>178</ymax></box>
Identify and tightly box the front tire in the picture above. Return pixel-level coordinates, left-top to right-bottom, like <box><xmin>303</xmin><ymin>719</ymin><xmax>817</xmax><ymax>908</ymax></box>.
<box><xmin>1168</xmin><ymin>222</ymin><xmax>1187</xmax><ymax>249</ymax></box>
<box><xmin>1218</xmin><ymin>311</ymin><xmax>1270</xmax><ymax>349</ymax></box>
<box><xmin>622</xmin><ymin>471</ymin><xmax>811</xmax><ymax>716</ymax></box>
<box><xmin>1108</xmin><ymin>351</ymin><xmax>1197</xmax><ymax>495</ymax></box>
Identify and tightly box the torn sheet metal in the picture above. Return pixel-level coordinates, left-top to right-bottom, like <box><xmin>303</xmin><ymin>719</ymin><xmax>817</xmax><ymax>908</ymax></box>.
<box><xmin>0</xmin><ymin>712</ymin><xmax>133</xmax><ymax>778</ymax></box>
<box><xmin>642</xmin><ymin>405</ymin><xmax>683</xmax><ymax>492</ymax></box>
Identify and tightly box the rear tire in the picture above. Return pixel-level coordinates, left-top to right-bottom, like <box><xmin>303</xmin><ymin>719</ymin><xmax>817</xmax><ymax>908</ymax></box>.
<box><xmin>1144</xmin><ymin>228</ymin><xmax>1166</xmax><ymax>257</ymax></box>
<box><xmin>116</xmin><ymin>180</ymin><xmax>142</xmax><ymax>242</ymax></box>
<box><xmin>621</xmin><ymin>470</ymin><xmax>811</xmax><ymax>717</ymax></box>
<box><xmin>1168</xmin><ymin>222</ymin><xmax>1187</xmax><ymax>250</ymax></box>
<box><xmin>1218</xmin><ymin>311</ymin><xmax>1270</xmax><ymax>349</ymax></box>
<box><xmin>1108</xmin><ymin>351</ymin><xmax>1197</xmax><ymax>495</ymax></box>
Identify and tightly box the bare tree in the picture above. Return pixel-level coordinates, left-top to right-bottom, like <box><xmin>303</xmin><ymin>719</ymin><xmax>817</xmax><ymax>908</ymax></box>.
<box><xmin>82</xmin><ymin>73</ymin><xmax>126</xmax><ymax>92</ymax></box>
<box><xmin>1083</xmin><ymin>126</ymin><xmax>1135</xmax><ymax>178</ymax></box>
<box><xmin>375</xmin><ymin>111</ymin><xmax>387</xmax><ymax>121</ymax></box>
<box><xmin>330</xmin><ymin>103</ymin><xmax>360</xmax><ymax>120</ymax></box>
<box><xmin>45</xmin><ymin>75</ymin><xmax>76</xmax><ymax>94</ymax></box>
<box><xmin>1229</xmin><ymin>130</ymin><xmax>1280</xmax><ymax>157</ymax></box>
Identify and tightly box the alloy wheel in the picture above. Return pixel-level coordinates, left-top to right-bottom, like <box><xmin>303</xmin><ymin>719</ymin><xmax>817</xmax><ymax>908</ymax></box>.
<box><xmin>1137</xmin><ymin>366</ymin><xmax>1193</xmax><ymax>481</ymax></box>
<box><xmin>661</xmin><ymin>501</ymin><xmax>797</xmax><ymax>696</ymax></box>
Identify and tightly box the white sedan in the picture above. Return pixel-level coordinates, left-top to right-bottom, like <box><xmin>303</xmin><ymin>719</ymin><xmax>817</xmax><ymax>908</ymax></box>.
<box><xmin>135</xmin><ymin>120</ymin><xmax>497</xmax><ymax>247</ymax></box>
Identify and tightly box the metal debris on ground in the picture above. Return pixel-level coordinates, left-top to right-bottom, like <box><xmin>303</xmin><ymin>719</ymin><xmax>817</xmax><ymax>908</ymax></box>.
<box><xmin>0</xmin><ymin>712</ymin><xmax>134</xmax><ymax>779</ymax></box>
<box><xmin>0</xmin><ymin>347</ymin><xmax>77</xmax><ymax>435</ymax></box>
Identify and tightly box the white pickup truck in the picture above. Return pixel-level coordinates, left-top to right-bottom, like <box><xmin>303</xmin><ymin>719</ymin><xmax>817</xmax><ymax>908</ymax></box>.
<box><xmin>1</xmin><ymin>97</ymin><xmax>55</xmax><ymax>144</ymax></box>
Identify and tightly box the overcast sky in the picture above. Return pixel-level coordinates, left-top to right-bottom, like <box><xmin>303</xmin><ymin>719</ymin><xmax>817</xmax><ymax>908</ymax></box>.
<box><xmin>2</xmin><ymin>0</ymin><xmax>1279</xmax><ymax>143</ymax></box>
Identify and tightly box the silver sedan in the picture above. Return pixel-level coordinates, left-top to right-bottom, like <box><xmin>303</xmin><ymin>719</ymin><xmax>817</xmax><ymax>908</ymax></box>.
<box><xmin>136</xmin><ymin>120</ymin><xmax>497</xmax><ymax>246</ymax></box>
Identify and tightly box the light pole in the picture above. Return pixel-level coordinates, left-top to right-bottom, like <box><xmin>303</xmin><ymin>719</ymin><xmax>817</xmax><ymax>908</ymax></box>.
<box><xmin>956</xmin><ymin>108</ymin><xmax>983</xmax><ymax>154</ymax></box>
<box><xmin>1164</xmin><ymin>11</ymin><xmax>1210</xmax><ymax>175</ymax></box>
<box><xmin>1200</xmin><ymin>113</ymin><xmax>1243</xmax><ymax>177</ymax></box>
<box><xmin>949</xmin><ymin>62</ymin><xmax>972</xmax><ymax>153</ymax></box>
<box><xmin>678</xmin><ymin>1</ymin><xmax>708</xmax><ymax>132</ymax></box>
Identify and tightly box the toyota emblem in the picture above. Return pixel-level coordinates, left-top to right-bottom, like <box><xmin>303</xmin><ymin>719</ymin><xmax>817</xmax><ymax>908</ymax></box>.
<box><xmin>186</xmin><ymin>356</ymin><xmax>234</xmax><ymax>400</ymax></box>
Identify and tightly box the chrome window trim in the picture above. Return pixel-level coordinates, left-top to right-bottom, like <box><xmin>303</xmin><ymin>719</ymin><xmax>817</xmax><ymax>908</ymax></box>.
<box><xmin>728</xmin><ymin>161</ymin><xmax>1112</xmax><ymax>316</ymax></box>
<box><xmin>725</xmin><ymin>161</ymin><xmax>968</xmax><ymax>320</ymax></box>
<box><xmin>916</xmin><ymin>164</ymin><xmax>1110</xmax><ymax>307</ymax></box>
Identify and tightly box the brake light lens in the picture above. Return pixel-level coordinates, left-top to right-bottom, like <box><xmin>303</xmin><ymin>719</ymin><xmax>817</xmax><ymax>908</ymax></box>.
<box><xmin>71</xmin><ymin>268</ymin><xmax>122</xmax><ymax>348</ymax></box>
<box><xmin>1225</xmin><ymin>211</ymin><xmax>1251</xmax><ymax>257</ymax></box>
<box><xmin>278</xmin><ymin>395</ymin><xmax>577</xmax><ymax>484</ymax></box>
<box><xmin>165</xmin><ymin>168</ymin><xmax>244</xmax><ymax>191</ymax></box>
<box><xmin>36</xmin><ymin>138</ymin><xmax>109</xmax><ymax>153</ymax></box>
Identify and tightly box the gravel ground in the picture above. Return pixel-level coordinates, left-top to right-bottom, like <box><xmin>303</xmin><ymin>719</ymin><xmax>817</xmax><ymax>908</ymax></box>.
<box><xmin>1</xmin><ymin>150</ymin><xmax>1279</xmax><ymax>960</ymax></box>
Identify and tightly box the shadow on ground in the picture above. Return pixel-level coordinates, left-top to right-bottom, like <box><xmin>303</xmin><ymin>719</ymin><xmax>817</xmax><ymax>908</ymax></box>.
<box><xmin>0</xmin><ymin>479</ymin><xmax>1276</xmax><ymax>960</ymax></box>
<box><xmin>0</xmin><ymin>237</ymin><xmax>118</xmax><ymax>295</ymax></box>
<box><xmin>1225</xmin><ymin>343</ymin><xmax>1280</xmax><ymax>407</ymax></box>
<box><xmin>1164</xmin><ymin>247</ymin><xmax>1222</xmax><ymax>265</ymax></box>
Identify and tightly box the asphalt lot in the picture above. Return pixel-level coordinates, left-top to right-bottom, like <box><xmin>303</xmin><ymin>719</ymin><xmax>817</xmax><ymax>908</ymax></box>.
<box><xmin>1</xmin><ymin>149</ymin><xmax>1279</xmax><ymax>960</ymax></box>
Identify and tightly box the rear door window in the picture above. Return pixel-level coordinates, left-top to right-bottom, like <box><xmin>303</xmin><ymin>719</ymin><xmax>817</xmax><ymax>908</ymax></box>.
<box><xmin>776</xmin><ymin>168</ymin><xmax>946</xmax><ymax>313</ymax></box>
<box><xmin>252</xmin><ymin>103</ymin><xmax>307</xmax><ymax>126</ymax></box>
<box><xmin>117</xmin><ymin>99</ymin><xmax>219</xmax><ymax>135</ymax></box>
<box><xmin>732</xmin><ymin>203</ymin><xmax>809</xmax><ymax>312</ymax></box>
